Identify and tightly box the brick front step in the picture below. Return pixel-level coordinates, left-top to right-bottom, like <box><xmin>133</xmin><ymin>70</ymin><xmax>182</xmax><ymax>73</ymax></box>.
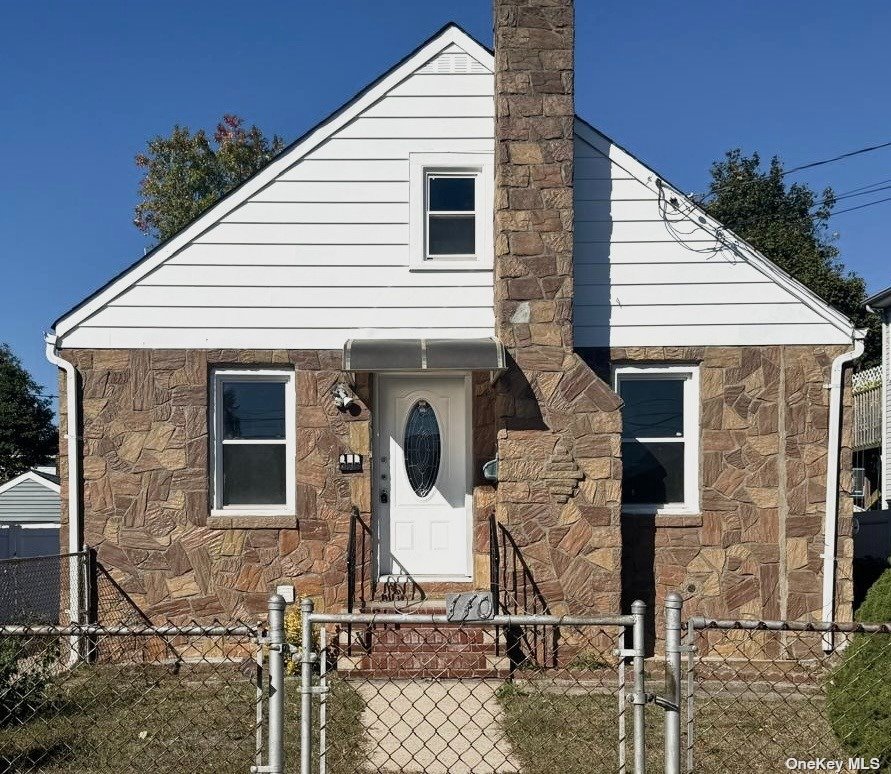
<box><xmin>335</xmin><ymin>610</ymin><xmax>510</xmax><ymax>677</ymax></box>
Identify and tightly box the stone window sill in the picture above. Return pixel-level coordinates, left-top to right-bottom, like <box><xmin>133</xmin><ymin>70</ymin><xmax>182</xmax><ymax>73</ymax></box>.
<box><xmin>621</xmin><ymin>511</ymin><xmax>703</xmax><ymax>528</ymax></box>
<box><xmin>207</xmin><ymin>513</ymin><xmax>298</xmax><ymax>530</ymax></box>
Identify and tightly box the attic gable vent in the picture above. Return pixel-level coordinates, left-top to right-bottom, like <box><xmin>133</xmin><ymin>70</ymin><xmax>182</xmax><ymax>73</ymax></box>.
<box><xmin>418</xmin><ymin>46</ymin><xmax>489</xmax><ymax>75</ymax></box>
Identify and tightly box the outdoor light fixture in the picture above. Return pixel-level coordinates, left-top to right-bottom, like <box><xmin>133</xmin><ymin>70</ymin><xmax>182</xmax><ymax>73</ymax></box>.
<box><xmin>330</xmin><ymin>382</ymin><xmax>356</xmax><ymax>411</ymax></box>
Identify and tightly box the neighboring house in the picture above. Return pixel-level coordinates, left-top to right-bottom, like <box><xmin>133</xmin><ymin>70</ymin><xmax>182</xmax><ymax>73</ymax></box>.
<box><xmin>866</xmin><ymin>285</ymin><xmax>891</xmax><ymax>509</ymax></box>
<box><xmin>0</xmin><ymin>467</ymin><xmax>62</xmax><ymax>622</ymax></box>
<box><xmin>0</xmin><ymin>467</ymin><xmax>61</xmax><ymax>559</ymax></box>
<box><xmin>46</xmin><ymin>2</ymin><xmax>863</xmax><ymax>634</ymax></box>
<box><xmin>851</xmin><ymin>364</ymin><xmax>883</xmax><ymax>509</ymax></box>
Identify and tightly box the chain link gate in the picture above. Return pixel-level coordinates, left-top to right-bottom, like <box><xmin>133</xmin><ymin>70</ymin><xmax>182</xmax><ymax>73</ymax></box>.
<box><xmin>291</xmin><ymin>599</ymin><xmax>648</xmax><ymax>774</ymax></box>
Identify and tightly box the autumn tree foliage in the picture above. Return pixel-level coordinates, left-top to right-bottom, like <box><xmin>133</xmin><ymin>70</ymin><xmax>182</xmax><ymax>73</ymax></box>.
<box><xmin>134</xmin><ymin>114</ymin><xmax>284</xmax><ymax>243</ymax></box>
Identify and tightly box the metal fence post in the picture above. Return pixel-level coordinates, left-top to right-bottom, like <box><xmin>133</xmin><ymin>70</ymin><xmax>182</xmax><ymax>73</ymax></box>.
<box><xmin>267</xmin><ymin>594</ymin><xmax>286</xmax><ymax>774</ymax></box>
<box><xmin>300</xmin><ymin>597</ymin><xmax>314</xmax><ymax>774</ymax></box>
<box><xmin>664</xmin><ymin>593</ymin><xmax>683</xmax><ymax>774</ymax></box>
<box><xmin>631</xmin><ymin>599</ymin><xmax>647</xmax><ymax>774</ymax></box>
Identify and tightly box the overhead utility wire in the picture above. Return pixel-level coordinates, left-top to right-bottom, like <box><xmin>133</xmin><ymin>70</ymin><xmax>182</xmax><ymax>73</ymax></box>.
<box><xmin>694</xmin><ymin>139</ymin><xmax>891</xmax><ymax>204</ymax></box>
<box><xmin>783</xmin><ymin>139</ymin><xmax>891</xmax><ymax>175</ymax></box>
<box><xmin>805</xmin><ymin>183</ymin><xmax>891</xmax><ymax>211</ymax></box>
<box><xmin>829</xmin><ymin>194</ymin><xmax>891</xmax><ymax>217</ymax></box>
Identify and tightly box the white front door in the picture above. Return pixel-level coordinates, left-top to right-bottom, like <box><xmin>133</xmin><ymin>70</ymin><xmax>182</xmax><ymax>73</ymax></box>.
<box><xmin>376</xmin><ymin>375</ymin><xmax>471</xmax><ymax>579</ymax></box>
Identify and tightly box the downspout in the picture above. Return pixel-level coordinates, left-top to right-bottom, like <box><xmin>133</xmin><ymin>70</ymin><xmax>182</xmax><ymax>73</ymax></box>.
<box><xmin>44</xmin><ymin>333</ymin><xmax>81</xmax><ymax>631</ymax></box>
<box><xmin>821</xmin><ymin>328</ymin><xmax>866</xmax><ymax>650</ymax></box>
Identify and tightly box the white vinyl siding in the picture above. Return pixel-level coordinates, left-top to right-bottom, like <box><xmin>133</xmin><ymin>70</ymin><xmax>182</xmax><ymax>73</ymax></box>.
<box><xmin>573</xmin><ymin>123</ymin><xmax>853</xmax><ymax>347</ymax></box>
<box><xmin>54</xmin><ymin>27</ymin><xmax>853</xmax><ymax>354</ymax></box>
<box><xmin>60</xmin><ymin>43</ymin><xmax>495</xmax><ymax>350</ymax></box>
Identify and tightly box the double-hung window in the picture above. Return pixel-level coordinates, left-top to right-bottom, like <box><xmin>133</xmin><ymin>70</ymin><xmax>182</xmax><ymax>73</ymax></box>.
<box><xmin>211</xmin><ymin>369</ymin><xmax>295</xmax><ymax>516</ymax></box>
<box><xmin>615</xmin><ymin>365</ymin><xmax>700</xmax><ymax>514</ymax></box>
<box><xmin>426</xmin><ymin>174</ymin><xmax>477</xmax><ymax>257</ymax></box>
<box><xmin>409</xmin><ymin>153</ymin><xmax>493</xmax><ymax>270</ymax></box>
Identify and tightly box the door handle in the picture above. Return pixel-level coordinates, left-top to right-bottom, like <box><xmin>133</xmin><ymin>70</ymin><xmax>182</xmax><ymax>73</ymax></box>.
<box><xmin>379</xmin><ymin>490</ymin><xmax>389</xmax><ymax>504</ymax></box>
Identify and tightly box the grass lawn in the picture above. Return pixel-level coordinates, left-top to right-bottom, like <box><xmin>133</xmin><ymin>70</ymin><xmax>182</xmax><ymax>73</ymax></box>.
<box><xmin>498</xmin><ymin>683</ymin><xmax>625</xmax><ymax>774</ymax></box>
<box><xmin>2</xmin><ymin>658</ymin><xmax>862</xmax><ymax>774</ymax></box>
<box><xmin>498</xmin><ymin>681</ymin><xmax>853</xmax><ymax>774</ymax></box>
<box><xmin>1</xmin><ymin>663</ymin><xmax>366</xmax><ymax>774</ymax></box>
<box><xmin>693</xmin><ymin>691</ymin><xmax>850</xmax><ymax>774</ymax></box>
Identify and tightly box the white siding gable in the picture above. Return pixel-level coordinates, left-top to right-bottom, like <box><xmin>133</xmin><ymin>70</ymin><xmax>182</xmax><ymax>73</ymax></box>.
<box><xmin>53</xmin><ymin>26</ymin><xmax>854</xmax><ymax>353</ymax></box>
<box><xmin>56</xmin><ymin>27</ymin><xmax>495</xmax><ymax>350</ymax></box>
<box><xmin>573</xmin><ymin>120</ymin><xmax>854</xmax><ymax>347</ymax></box>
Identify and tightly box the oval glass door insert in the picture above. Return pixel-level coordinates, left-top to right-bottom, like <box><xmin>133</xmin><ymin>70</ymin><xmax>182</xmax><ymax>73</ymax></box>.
<box><xmin>403</xmin><ymin>399</ymin><xmax>441</xmax><ymax>497</ymax></box>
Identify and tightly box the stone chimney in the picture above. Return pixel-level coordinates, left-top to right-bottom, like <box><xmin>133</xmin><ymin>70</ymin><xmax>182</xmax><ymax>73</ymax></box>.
<box><xmin>494</xmin><ymin>0</ymin><xmax>575</xmax><ymax>349</ymax></box>
<box><xmin>493</xmin><ymin>0</ymin><xmax>624</xmax><ymax>616</ymax></box>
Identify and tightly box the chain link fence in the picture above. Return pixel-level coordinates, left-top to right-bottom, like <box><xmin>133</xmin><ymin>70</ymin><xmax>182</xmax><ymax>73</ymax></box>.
<box><xmin>4</xmin><ymin>555</ymin><xmax>891</xmax><ymax>774</ymax></box>
<box><xmin>682</xmin><ymin>619</ymin><xmax>891</xmax><ymax>774</ymax></box>
<box><xmin>0</xmin><ymin>554</ymin><xmax>69</xmax><ymax>624</ymax></box>
<box><xmin>299</xmin><ymin>603</ymin><xmax>646</xmax><ymax>774</ymax></box>
<box><xmin>0</xmin><ymin>620</ymin><xmax>265</xmax><ymax>774</ymax></box>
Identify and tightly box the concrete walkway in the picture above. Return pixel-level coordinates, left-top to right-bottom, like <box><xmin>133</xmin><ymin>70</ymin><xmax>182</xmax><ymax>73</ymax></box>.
<box><xmin>356</xmin><ymin>679</ymin><xmax>521</xmax><ymax>773</ymax></box>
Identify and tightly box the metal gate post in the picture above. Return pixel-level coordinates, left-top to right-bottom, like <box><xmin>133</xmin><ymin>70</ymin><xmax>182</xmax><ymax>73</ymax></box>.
<box><xmin>267</xmin><ymin>594</ymin><xmax>286</xmax><ymax>774</ymax></box>
<box><xmin>663</xmin><ymin>593</ymin><xmax>683</xmax><ymax>774</ymax></box>
<box><xmin>300</xmin><ymin>597</ymin><xmax>315</xmax><ymax>774</ymax></box>
<box><xmin>631</xmin><ymin>599</ymin><xmax>647</xmax><ymax>774</ymax></box>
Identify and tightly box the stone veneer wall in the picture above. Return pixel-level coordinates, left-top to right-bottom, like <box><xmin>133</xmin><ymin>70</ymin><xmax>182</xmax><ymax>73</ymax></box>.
<box><xmin>583</xmin><ymin>345</ymin><xmax>855</xmax><ymax>626</ymax></box>
<box><xmin>57</xmin><ymin>351</ymin><xmax>503</xmax><ymax>622</ymax></box>
<box><xmin>59</xmin><ymin>349</ymin><xmax>374</xmax><ymax>621</ymax></box>
<box><xmin>492</xmin><ymin>0</ymin><xmax>624</xmax><ymax>616</ymax></box>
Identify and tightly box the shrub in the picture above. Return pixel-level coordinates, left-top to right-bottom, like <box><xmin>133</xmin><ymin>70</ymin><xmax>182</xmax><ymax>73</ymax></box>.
<box><xmin>0</xmin><ymin>638</ymin><xmax>58</xmax><ymax>727</ymax></box>
<box><xmin>282</xmin><ymin>600</ymin><xmax>319</xmax><ymax>676</ymax></box>
<box><xmin>827</xmin><ymin>565</ymin><xmax>891</xmax><ymax>768</ymax></box>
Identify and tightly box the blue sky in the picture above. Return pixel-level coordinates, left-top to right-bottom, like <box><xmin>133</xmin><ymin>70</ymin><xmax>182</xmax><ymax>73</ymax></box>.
<box><xmin>1</xmin><ymin>1</ymin><xmax>890</xmax><ymax>397</ymax></box>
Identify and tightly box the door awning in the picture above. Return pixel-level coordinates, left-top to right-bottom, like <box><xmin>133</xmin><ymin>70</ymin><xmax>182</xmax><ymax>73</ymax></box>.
<box><xmin>343</xmin><ymin>338</ymin><xmax>506</xmax><ymax>373</ymax></box>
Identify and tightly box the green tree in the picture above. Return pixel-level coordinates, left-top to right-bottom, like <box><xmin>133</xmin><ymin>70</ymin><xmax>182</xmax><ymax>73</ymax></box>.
<box><xmin>0</xmin><ymin>345</ymin><xmax>56</xmax><ymax>483</ymax></box>
<box><xmin>703</xmin><ymin>150</ymin><xmax>881</xmax><ymax>364</ymax></box>
<box><xmin>134</xmin><ymin>114</ymin><xmax>284</xmax><ymax>243</ymax></box>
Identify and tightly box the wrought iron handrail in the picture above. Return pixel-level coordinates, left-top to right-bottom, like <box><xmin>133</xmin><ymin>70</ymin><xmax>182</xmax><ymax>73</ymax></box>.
<box><xmin>347</xmin><ymin>507</ymin><xmax>357</xmax><ymax>614</ymax></box>
<box><xmin>346</xmin><ymin>506</ymin><xmax>372</xmax><ymax>614</ymax></box>
<box><xmin>489</xmin><ymin>514</ymin><xmax>501</xmax><ymax>616</ymax></box>
<box><xmin>489</xmin><ymin>515</ymin><xmax>556</xmax><ymax>668</ymax></box>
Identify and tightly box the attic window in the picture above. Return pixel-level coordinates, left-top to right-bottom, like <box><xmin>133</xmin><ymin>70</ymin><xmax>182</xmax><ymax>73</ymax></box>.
<box><xmin>426</xmin><ymin>174</ymin><xmax>476</xmax><ymax>257</ymax></box>
<box><xmin>409</xmin><ymin>153</ymin><xmax>493</xmax><ymax>271</ymax></box>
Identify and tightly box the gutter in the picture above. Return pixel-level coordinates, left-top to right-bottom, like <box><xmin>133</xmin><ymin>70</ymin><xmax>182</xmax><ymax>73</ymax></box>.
<box><xmin>821</xmin><ymin>329</ymin><xmax>867</xmax><ymax>650</ymax></box>
<box><xmin>44</xmin><ymin>334</ymin><xmax>82</xmax><ymax>632</ymax></box>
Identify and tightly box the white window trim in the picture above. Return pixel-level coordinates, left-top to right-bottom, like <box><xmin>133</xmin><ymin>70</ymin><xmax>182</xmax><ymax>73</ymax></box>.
<box><xmin>614</xmin><ymin>364</ymin><xmax>700</xmax><ymax>516</ymax></box>
<box><xmin>210</xmin><ymin>368</ymin><xmax>296</xmax><ymax>517</ymax></box>
<box><xmin>409</xmin><ymin>152</ymin><xmax>493</xmax><ymax>271</ymax></box>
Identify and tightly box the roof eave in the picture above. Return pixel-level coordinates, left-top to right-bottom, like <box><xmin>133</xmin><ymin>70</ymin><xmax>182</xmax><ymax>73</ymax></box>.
<box><xmin>866</xmin><ymin>285</ymin><xmax>891</xmax><ymax>310</ymax></box>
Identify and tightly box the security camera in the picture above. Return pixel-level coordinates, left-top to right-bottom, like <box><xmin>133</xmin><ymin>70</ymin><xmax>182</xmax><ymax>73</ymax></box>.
<box><xmin>330</xmin><ymin>383</ymin><xmax>356</xmax><ymax>411</ymax></box>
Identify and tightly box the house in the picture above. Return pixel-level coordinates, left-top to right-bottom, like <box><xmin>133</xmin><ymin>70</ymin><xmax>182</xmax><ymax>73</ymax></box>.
<box><xmin>865</xmin><ymin>285</ymin><xmax>890</xmax><ymax>509</ymax></box>
<box><xmin>45</xmin><ymin>0</ymin><xmax>863</xmax><ymax>634</ymax></box>
<box><xmin>851</xmin><ymin>364</ymin><xmax>883</xmax><ymax>509</ymax></box>
<box><xmin>856</xmin><ymin>286</ymin><xmax>891</xmax><ymax>585</ymax></box>
<box><xmin>0</xmin><ymin>467</ymin><xmax>61</xmax><ymax>559</ymax></box>
<box><xmin>0</xmin><ymin>467</ymin><xmax>61</xmax><ymax>622</ymax></box>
